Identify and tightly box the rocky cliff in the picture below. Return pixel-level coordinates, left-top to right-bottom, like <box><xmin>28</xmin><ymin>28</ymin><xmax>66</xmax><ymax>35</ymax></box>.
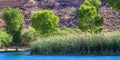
<box><xmin>22</xmin><ymin>0</ymin><xmax>84</xmax><ymax>28</ymax></box>
<box><xmin>100</xmin><ymin>6</ymin><xmax>120</xmax><ymax>32</ymax></box>
<box><xmin>0</xmin><ymin>0</ymin><xmax>27</xmax><ymax>10</ymax></box>
<box><xmin>0</xmin><ymin>0</ymin><xmax>120</xmax><ymax>32</ymax></box>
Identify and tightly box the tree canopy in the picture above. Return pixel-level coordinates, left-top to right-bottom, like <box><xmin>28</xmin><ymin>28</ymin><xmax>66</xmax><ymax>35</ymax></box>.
<box><xmin>2</xmin><ymin>8</ymin><xmax>24</xmax><ymax>35</ymax></box>
<box><xmin>83</xmin><ymin>0</ymin><xmax>102</xmax><ymax>10</ymax></box>
<box><xmin>31</xmin><ymin>10</ymin><xmax>59</xmax><ymax>34</ymax></box>
<box><xmin>78</xmin><ymin>0</ymin><xmax>103</xmax><ymax>32</ymax></box>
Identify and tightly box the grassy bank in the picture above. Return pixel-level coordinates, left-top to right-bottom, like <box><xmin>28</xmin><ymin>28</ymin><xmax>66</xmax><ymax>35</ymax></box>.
<box><xmin>30</xmin><ymin>32</ymin><xmax>120</xmax><ymax>55</ymax></box>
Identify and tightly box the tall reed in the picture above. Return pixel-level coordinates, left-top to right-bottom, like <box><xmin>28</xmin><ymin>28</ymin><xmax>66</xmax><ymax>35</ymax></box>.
<box><xmin>30</xmin><ymin>32</ymin><xmax>120</xmax><ymax>55</ymax></box>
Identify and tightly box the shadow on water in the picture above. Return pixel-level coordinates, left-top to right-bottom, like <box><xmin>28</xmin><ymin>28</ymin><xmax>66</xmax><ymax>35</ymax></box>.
<box><xmin>0</xmin><ymin>51</ymin><xmax>30</xmax><ymax>56</ymax></box>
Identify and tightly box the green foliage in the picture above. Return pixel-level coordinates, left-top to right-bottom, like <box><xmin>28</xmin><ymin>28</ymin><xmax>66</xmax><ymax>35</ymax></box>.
<box><xmin>31</xmin><ymin>10</ymin><xmax>59</xmax><ymax>34</ymax></box>
<box><xmin>52</xmin><ymin>27</ymin><xmax>82</xmax><ymax>36</ymax></box>
<box><xmin>2</xmin><ymin>8</ymin><xmax>24</xmax><ymax>51</ymax></box>
<box><xmin>78</xmin><ymin>0</ymin><xmax>103</xmax><ymax>32</ymax></box>
<box><xmin>2</xmin><ymin>8</ymin><xmax>24</xmax><ymax>35</ymax></box>
<box><xmin>105</xmin><ymin>0</ymin><xmax>120</xmax><ymax>12</ymax></box>
<box><xmin>21</xmin><ymin>27</ymin><xmax>81</xmax><ymax>45</ymax></box>
<box><xmin>30</xmin><ymin>32</ymin><xmax>120</xmax><ymax>55</ymax></box>
<box><xmin>0</xmin><ymin>30</ymin><xmax>11</xmax><ymax>48</ymax></box>
<box><xmin>21</xmin><ymin>28</ymin><xmax>81</xmax><ymax>46</ymax></box>
<box><xmin>21</xmin><ymin>28</ymin><xmax>37</xmax><ymax>45</ymax></box>
<box><xmin>12</xmin><ymin>27</ymin><xmax>22</xmax><ymax>45</ymax></box>
<box><xmin>84</xmin><ymin>0</ymin><xmax>102</xmax><ymax>10</ymax></box>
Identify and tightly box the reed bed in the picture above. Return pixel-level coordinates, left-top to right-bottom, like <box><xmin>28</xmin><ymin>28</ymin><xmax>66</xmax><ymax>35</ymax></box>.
<box><xmin>30</xmin><ymin>32</ymin><xmax>120</xmax><ymax>55</ymax></box>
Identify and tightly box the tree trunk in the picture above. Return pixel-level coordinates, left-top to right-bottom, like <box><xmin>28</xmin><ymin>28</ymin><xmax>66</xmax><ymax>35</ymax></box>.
<box><xmin>16</xmin><ymin>44</ymin><xmax>18</xmax><ymax>52</ymax></box>
<box><xmin>5</xmin><ymin>48</ymin><xmax>7</xmax><ymax>52</ymax></box>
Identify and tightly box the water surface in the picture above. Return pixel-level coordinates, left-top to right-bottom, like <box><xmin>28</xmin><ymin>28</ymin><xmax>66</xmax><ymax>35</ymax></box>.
<box><xmin>0</xmin><ymin>52</ymin><xmax>119</xmax><ymax>60</ymax></box>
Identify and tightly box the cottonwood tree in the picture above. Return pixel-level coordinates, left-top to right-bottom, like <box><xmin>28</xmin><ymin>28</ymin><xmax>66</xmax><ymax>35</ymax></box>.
<box><xmin>2</xmin><ymin>8</ymin><xmax>24</xmax><ymax>51</ymax></box>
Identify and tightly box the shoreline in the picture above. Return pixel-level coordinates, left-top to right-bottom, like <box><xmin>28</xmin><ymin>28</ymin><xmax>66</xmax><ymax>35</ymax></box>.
<box><xmin>29</xmin><ymin>53</ymin><xmax>120</xmax><ymax>56</ymax></box>
<box><xmin>0</xmin><ymin>48</ymin><xmax>30</xmax><ymax>52</ymax></box>
<box><xmin>0</xmin><ymin>49</ymin><xmax>120</xmax><ymax>56</ymax></box>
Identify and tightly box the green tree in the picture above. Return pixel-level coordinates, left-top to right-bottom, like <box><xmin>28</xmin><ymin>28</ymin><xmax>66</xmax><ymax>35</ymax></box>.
<box><xmin>105</xmin><ymin>0</ymin><xmax>120</xmax><ymax>12</ymax></box>
<box><xmin>78</xmin><ymin>0</ymin><xmax>103</xmax><ymax>32</ymax></box>
<box><xmin>31</xmin><ymin>10</ymin><xmax>59</xmax><ymax>34</ymax></box>
<box><xmin>84</xmin><ymin>0</ymin><xmax>102</xmax><ymax>10</ymax></box>
<box><xmin>2</xmin><ymin>8</ymin><xmax>24</xmax><ymax>51</ymax></box>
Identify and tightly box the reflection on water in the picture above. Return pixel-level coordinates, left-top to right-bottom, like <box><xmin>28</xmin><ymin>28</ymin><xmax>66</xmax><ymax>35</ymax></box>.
<box><xmin>0</xmin><ymin>52</ymin><xmax>30</xmax><ymax>56</ymax></box>
<box><xmin>0</xmin><ymin>52</ymin><xmax>119</xmax><ymax>60</ymax></box>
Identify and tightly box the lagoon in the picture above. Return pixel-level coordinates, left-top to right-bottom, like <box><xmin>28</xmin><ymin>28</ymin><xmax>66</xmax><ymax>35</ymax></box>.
<box><xmin>0</xmin><ymin>52</ymin><xmax>119</xmax><ymax>60</ymax></box>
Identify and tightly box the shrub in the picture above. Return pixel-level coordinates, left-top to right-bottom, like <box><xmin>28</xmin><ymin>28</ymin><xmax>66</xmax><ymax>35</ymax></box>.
<box><xmin>21</xmin><ymin>28</ymin><xmax>37</xmax><ymax>45</ymax></box>
<box><xmin>78</xmin><ymin>0</ymin><xmax>103</xmax><ymax>32</ymax></box>
<box><xmin>30</xmin><ymin>32</ymin><xmax>120</xmax><ymax>55</ymax></box>
<box><xmin>31</xmin><ymin>10</ymin><xmax>59</xmax><ymax>34</ymax></box>
<box><xmin>21</xmin><ymin>28</ymin><xmax>81</xmax><ymax>45</ymax></box>
<box><xmin>51</xmin><ymin>27</ymin><xmax>82</xmax><ymax>36</ymax></box>
<box><xmin>2</xmin><ymin>8</ymin><xmax>24</xmax><ymax>51</ymax></box>
<box><xmin>0</xmin><ymin>30</ymin><xmax>11</xmax><ymax>49</ymax></box>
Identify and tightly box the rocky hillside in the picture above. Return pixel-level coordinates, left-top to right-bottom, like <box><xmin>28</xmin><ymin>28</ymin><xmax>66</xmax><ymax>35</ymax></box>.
<box><xmin>100</xmin><ymin>6</ymin><xmax>120</xmax><ymax>32</ymax></box>
<box><xmin>0</xmin><ymin>0</ymin><xmax>120</xmax><ymax>31</ymax></box>
<box><xmin>22</xmin><ymin>0</ymin><xmax>84</xmax><ymax>28</ymax></box>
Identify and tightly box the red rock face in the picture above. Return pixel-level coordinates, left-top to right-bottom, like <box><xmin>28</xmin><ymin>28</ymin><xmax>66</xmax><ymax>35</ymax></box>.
<box><xmin>100</xmin><ymin>6</ymin><xmax>120</xmax><ymax>32</ymax></box>
<box><xmin>0</xmin><ymin>0</ymin><xmax>27</xmax><ymax>9</ymax></box>
<box><xmin>0</xmin><ymin>0</ymin><xmax>21</xmax><ymax>2</ymax></box>
<box><xmin>0</xmin><ymin>19</ymin><xmax>5</xmax><ymax>28</ymax></box>
<box><xmin>0</xmin><ymin>0</ymin><xmax>85</xmax><ymax>28</ymax></box>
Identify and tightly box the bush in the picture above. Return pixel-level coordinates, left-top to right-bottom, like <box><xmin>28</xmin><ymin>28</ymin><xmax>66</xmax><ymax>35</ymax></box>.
<box><xmin>21</xmin><ymin>28</ymin><xmax>81</xmax><ymax>45</ymax></box>
<box><xmin>0</xmin><ymin>30</ymin><xmax>11</xmax><ymax>48</ymax></box>
<box><xmin>21</xmin><ymin>28</ymin><xmax>38</xmax><ymax>45</ymax></box>
<box><xmin>51</xmin><ymin>27</ymin><xmax>82</xmax><ymax>36</ymax></box>
<box><xmin>78</xmin><ymin>0</ymin><xmax>103</xmax><ymax>32</ymax></box>
<box><xmin>31</xmin><ymin>10</ymin><xmax>60</xmax><ymax>34</ymax></box>
<box><xmin>30</xmin><ymin>32</ymin><xmax>120</xmax><ymax>55</ymax></box>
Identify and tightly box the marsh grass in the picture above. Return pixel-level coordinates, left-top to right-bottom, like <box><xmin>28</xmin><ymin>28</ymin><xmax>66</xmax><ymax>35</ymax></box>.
<box><xmin>30</xmin><ymin>32</ymin><xmax>120</xmax><ymax>55</ymax></box>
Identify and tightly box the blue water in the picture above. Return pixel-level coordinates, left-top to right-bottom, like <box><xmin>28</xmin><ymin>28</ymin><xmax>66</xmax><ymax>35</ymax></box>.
<box><xmin>0</xmin><ymin>52</ymin><xmax>120</xmax><ymax>60</ymax></box>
